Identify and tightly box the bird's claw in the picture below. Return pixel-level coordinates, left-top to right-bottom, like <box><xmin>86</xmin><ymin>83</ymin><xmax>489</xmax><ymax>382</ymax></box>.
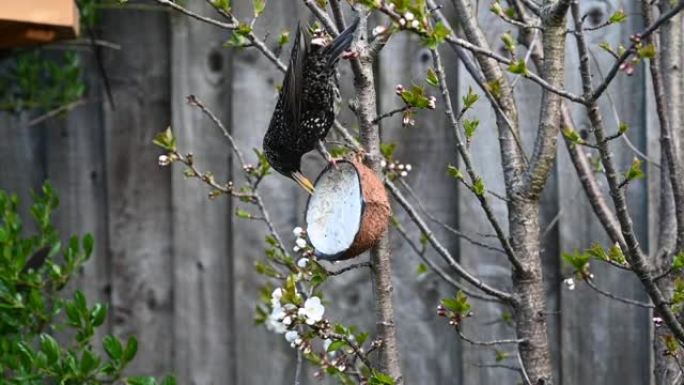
<box><xmin>342</xmin><ymin>50</ymin><xmax>359</xmax><ymax>60</ymax></box>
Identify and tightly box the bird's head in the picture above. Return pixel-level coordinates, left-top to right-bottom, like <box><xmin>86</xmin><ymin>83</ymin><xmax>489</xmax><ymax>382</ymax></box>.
<box><xmin>265</xmin><ymin>149</ymin><xmax>315</xmax><ymax>194</ymax></box>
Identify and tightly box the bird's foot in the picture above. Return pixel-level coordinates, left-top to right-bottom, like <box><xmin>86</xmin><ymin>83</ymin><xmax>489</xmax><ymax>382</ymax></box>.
<box><xmin>317</xmin><ymin>140</ymin><xmax>339</xmax><ymax>169</ymax></box>
<box><xmin>342</xmin><ymin>50</ymin><xmax>359</xmax><ymax>60</ymax></box>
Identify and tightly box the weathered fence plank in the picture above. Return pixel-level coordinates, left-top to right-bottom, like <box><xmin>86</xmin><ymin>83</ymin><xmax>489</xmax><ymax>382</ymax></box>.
<box><xmin>378</xmin><ymin>30</ymin><xmax>463</xmax><ymax>384</ymax></box>
<box><xmin>100</xmin><ymin>7</ymin><xmax>175</xmax><ymax>377</ymax></box>
<box><xmin>230</xmin><ymin>1</ymin><xmax>305</xmax><ymax>383</ymax></box>
<box><xmin>169</xmin><ymin>2</ymin><xmax>234</xmax><ymax>384</ymax></box>
<box><xmin>558</xmin><ymin>1</ymin><xmax>651</xmax><ymax>384</ymax></box>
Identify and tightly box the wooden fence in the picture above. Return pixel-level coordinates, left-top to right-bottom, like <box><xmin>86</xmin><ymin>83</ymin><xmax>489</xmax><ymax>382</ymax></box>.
<box><xmin>0</xmin><ymin>0</ymin><xmax>662</xmax><ymax>384</ymax></box>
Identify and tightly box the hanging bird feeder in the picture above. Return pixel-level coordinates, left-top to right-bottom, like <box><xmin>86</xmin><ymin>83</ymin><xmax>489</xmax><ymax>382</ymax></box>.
<box><xmin>0</xmin><ymin>0</ymin><xmax>79</xmax><ymax>49</ymax></box>
<box><xmin>305</xmin><ymin>158</ymin><xmax>391</xmax><ymax>261</ymax></box>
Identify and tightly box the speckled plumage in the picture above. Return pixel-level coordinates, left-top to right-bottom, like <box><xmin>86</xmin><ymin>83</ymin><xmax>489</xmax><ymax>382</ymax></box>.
<box><xmin>263</xmin><ymin>19</ymin><xmax>359</xmax><ymax>189</ymax></box>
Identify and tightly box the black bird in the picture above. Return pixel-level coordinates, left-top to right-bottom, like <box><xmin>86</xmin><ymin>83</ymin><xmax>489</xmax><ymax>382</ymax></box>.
<box><xmin>263</xmin><ymin>18</ymin><xmax>360</xmax><ymax>194</ymax></box>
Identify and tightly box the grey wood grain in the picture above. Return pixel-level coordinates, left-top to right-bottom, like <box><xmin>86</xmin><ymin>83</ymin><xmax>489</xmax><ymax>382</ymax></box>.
<box><xmin>454</xmin><ymin>2</ymin><xmax>522</xmax><ymax>383</ymax></box>
<box><xmin>559</xmin><ymin>1</ymin><xmax>651</xmax><ymax>384</ymax></box>
<box><xmin>99</xmin><ymin>7</ymin><xmax>175</xmax><ymax>377</ymax></box>
<box><xmin>169</xmin><ymin>2</ymin><xmax>234</xmax><ymax>384</ymax></box>
<box><xmin>378</xmin><ymin>31</ymin><xmax>462</xmax><ymax>384</ymax></box>
<box><xmin>230</xmin><ymin>1</ymin><xmax>306</xmax><ymax>383</ymax></box>
<box><xmin>43</xmin><ymin>54</ymin><xmax>111</xmax><ymax>338</ymax></box>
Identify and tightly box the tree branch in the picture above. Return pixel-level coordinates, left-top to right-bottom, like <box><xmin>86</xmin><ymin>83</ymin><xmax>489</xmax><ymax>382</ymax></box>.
<box><xmin>571</xmin><ymin>0</ymin><xmax>684</xmax><ymax>343</ymax></box>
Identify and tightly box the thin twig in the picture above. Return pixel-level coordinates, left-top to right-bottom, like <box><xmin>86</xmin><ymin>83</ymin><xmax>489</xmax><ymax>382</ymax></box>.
<box><xmin>457</xmin><ymin>329</ymin><xmax>525</xmax><ymax>346</ymax></box>
<box><xmin>393</xmin><ymin>220</ymin><xmax>503</xmax><ymax>302</ymax></box>
<box><xmin>387</xmin><ymin>180</ymin><xmax>516</xmax><ymax>304</ymax></box>
<box><xmin>26</xmin><ymin>98</ymin><xmax>91</xmax><ymax>127</ymax></box>
<box><xmin>584</xmin><ymin>278</ymin><xmax>654</xmax><ymax>308</ymax></box>
<box><xmin>430</xmin><ymin>48</ymin><xmax>525</xmax><ymax>274</ymax></box>
<box><xmin>590</xmin><ymin>0</ymin><xmax>684</xmax><ymax>102</ymax></box>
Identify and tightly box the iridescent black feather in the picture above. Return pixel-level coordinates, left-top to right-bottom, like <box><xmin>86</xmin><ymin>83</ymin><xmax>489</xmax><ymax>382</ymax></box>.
<box><xmin>263</xmin><ymin>19</ymin><xmax>359</xmax><ymax>190</ymax></box>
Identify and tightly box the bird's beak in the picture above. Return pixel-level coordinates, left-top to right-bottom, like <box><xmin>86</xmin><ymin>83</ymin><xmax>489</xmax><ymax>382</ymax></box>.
<box><xmin>291</xmin><ymin>171</ymin><xmax>315</xmax><ymax>194</ymax></box>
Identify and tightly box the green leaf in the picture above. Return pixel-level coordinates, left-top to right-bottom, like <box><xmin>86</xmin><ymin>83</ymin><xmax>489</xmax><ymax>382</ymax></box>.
<box><xmin>637</xmin><ymin>43</ymin><xmax>657</xmax><ymax>59</ymax></box>
<box><xmin>369</xmin><ymin>371</ymin><xmax>396</xmax><ymax>385</ymax></box>
<box><xmin>447</xmin><ymin>165</ymin><xmax>463</xmax><ymax>180</ymax></box>
<box><xmin>562</xmin><ymin>251</ymin><xmax>591</xmax><ymax>274</ymax></box>
<box><xmin>440</xmin><ymin>291</ymin><xmax>471</xmax><ymax>316</ymax></box>
<box><xmin>416</xmin><ymin>263</ymin><xmax>428</xmax><ymax>276</ymax></box>
<box><xmin>426</xmin><ymin>68</ymin><xmax>439</xmax><ymax>87</ymax></box>
<box><xmin>123</xmin><ymin>336</ymin><xmax>138</xmax><ymax>363</ymax></box>
<box><xmin>562</xmin><ymin>127</ymin><xmax>583</xmax><ymax>144</ymax></box>
<box><xmin>152</xmin><ymin>127</ymin><xmax>177</xmax><ymax>152</ymax></box>
<box><xmin>461</xmin><ymin>86</ymin><xmax>479</xmax><ymax>110</ymax></box>
<box><xmin>253</xmin><ymin>0</ymin><xmax>266</xmax><ymax>16</ymax></box>
<box><xmin>501</xmin><ymin>32</ymin><xmax>516</xmax><ymax>53</ymax></box>
<box><xmin>380</xmin><ymin>142</ymin><xmax>397</xmax><ymax>160</ymax></box>
<box><xmin>607</xmin><ymin>244</ymin><xmax>626</xmax><ymax>264</ymax></box>
<box><xmin>235</xmin><ymin>208</ymin><xmax>252</xmax><ymax>219</ymax></box>
<box><xmin>618</xmin><ymin>121</ymin><xmax>629</xmax><ymax>134</ymax></box>
<box><xmin>472</xmin><ymin>177</ymin><xmax>485</xmax><ymax>197</ymax></box>
<box><xmin>278</xmin><ymin>31</ymin><xmax>290</xmax><ymax>46</ymax></box>
<box><xmin>128</xmin><ymin>376</ymin><xmax>157</xmax><ymax>385</ymax></box>
<box><xmin>327</xmin><ymin>340</ymin><xmax>347</xmax><ymax>353</ymax></box>
<box><xmin>161</xmin><ymin>376</ymin><xmax>177</xmax><ymax>385</ymax></box>
<box><xmin>586</xmin><ymin>243</ymin><xmax>608</xmax><ymax>260</ymax></box>
<box><xmin>103</xmin><ymin>335</ymin><xmax>123</xmax><ymax>360</ymax></box>
<box><xmin>625</xmin><ymin>158</ymin><xmax>644</xmax><ymax>181</ymax></box>
<box><xmin>211</xmin><ymin>0</ymin><xmax>231</xmax><ymax>12</ymax></box>
<box><xmin>421</xmin><ymin>22</ymin><xmax>451</xmax><ymax>48</ymax></box>
<box><xmin>90</xmin><ymin>303</ymin><xmax>107</xmax><ymax>327</ymax></box>
<box><xmin>608</xmin><ymin>9</ymin><xmax>627</xmax><ymax>24</ymax></box>
<box><xmin>80</xmin><ymin>349</ymin><xmax>100</xmax><ymax>374</ymax></box>
<box><xmin>39</xmin><ymin>334</ymin><xmax>59</xmax><ymax>365</ymax></box>
<box><xmin>464</xmin><ymin>119</ymin><xmax>479</xmax><ymax>141</ymax></box>
<box><xmin>507</xmin><ymin>59</ymin><xmax>528</xmax><ymax>76</ymax></box>
<box><xmin>673</xmin><ymin>252</ymin><xmax>684</xmax><ymax>271</ymax></box>
<box><xmin>83</xmin><ymin>233</ymin><xmax>94</xmax><ymax>258</ymax></box>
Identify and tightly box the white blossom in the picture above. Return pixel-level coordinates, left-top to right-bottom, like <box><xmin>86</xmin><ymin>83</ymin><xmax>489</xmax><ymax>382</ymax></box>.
<box><xmin>271</xmin><ymin>288</ymin><xmax>283</xmax><ymax>308</ymax></box>
<box><xmin>297</xmin><ymin>258</ymin><xmax>310</xmax><ymax>268</ymax></box>
<box><xmin>295</xmin><ymin>237</ymin><xmax>308</xmax><ymax>248</ymax></box>
<box><xmin>299</xmin><ymin>296</ymin><xmax>325</xmax><ymax>325</ymax></box>
<box><xmin>282</xmin><ymin>316</ymin><xmax>293</xmax><ymax>326</ymax></box>
<box><xmin>411</xmin><ymin>20</ymin><xmax>420</xmax><ymax>29</ymax></box>
<box><xmin>399</xmin><ymin>18</ymin><xmax>406</xmax><ymax>27</ymax></box>
<box><xmin>293</xmin><ymin>226</ymin><xmax>304</xmax><ymax>237</ymax></box>
<box><xmin>405</xmin><ymin>164</ymin><xmax>412</xmax><ymax>171</ymax></box>
<box><xmin>563</xmin><ymin>277</ymin><xmax>576</xmax><ymax>291</ymax></box>
<box><xmin>266</xmin><ymin>306</ymin><xmax>287</xmax><ymax>334</ymax></box>
<box><xmin>372</xmin><ymin>25</ymin><xmax>387</xmax><ymax>37</ymax></box>
<box><xmin>293</xmin><ymin>245</ymin><xmax>301</xmax><ymax>253</ymax></box>
<box><xmin>380</xmin><ymin>159</ymin><xmax>387</xmax><ymax>168</ymax></box>
<box><xmin>400</xmin><ymin>171</ymin><xmax>408</xmax><ymax>177</ymax></box>
<box><xmin>158</xmin><ymin>154</ymin><xmax>171</xmax><ymax>166</ymax></box>
<box><xmin>397</xmin><ymin>164</ymin><xmax>405</xmax><ymax>170</ymax></box>
<box><xmin>323</xmin><ymin>339</ymin><xmax>332</xmax><ymax>352</ymax></box>
<box><xmin>285</xmin><ymin>331</ymin><xmax>299</xmax><ymax>344</ymax></box>
<box><xmin>404</xmin><ymin>11</ymin><xmax>415</xmax><ymax>21</ymax></box>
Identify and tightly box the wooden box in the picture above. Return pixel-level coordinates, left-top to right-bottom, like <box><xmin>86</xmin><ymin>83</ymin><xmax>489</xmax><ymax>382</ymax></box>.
<box><xmin>0</xmin><ymin>0</ymin><xmax>80</xmax><ymax>49</ymax></box>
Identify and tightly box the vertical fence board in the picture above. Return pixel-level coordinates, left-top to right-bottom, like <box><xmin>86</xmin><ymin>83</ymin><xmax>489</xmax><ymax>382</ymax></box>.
<box><xmin>378</xmin><ymin>31</ymin><xmax>462</xmax><ymax>384</ymax></box>
<box><xmin>100</xmin><ymin>7</ymin><xmax>174</xmax><ymax>377</ymax></box>
<box><xmin>559</xmin><ymin>1</ymin><xmax>651</xmax><ymax>384</ymax></box>
<box><xmin>43</xmin><ymin>57</ymin><xmax>110</xmax><ymax>336</ymax></box>
<box><xmin>455</xmin><ymin>3</ymin><xmax>520</xmax><ymax>384</ymax></box>
<box><xmin>230</xmin><ymin>1</ymin><xmax>305</xmax><ymax>383</ymax></box>
<box><xmin>169</xmin><ymin>3</ymin><xmax>234</xmax><ymax>384</ymax></box>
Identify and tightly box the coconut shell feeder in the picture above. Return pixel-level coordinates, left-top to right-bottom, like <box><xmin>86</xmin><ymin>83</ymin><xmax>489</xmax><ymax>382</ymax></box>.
<box><xmin>305</xmin><ymin>158</ymin><xmax>391</xmax><ymax>261</ymax></box>
<box><xmin>0</xmin><ymin>0</ymin><xmax>80</xmax><ymax>49</ymax></box>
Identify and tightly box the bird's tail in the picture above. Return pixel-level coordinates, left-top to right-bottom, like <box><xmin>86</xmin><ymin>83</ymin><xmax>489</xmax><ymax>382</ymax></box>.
<box><xmin>325</xmin><ymin>17</ymin><xmax>361</xmax><ymax>67</ymax></box>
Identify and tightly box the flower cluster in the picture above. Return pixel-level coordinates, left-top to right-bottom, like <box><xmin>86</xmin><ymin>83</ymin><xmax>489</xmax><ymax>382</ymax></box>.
<box><xmin>158</xmin><ymin>153</ymin><xmax>179</xmax><ymax>167</ymax></box>
<box><xmin>563</xmin><ymin>277</ymin><xmax>576</xmax><ymax>291</ymax></box>
<box><xmin>381</xmin><ymin>159</ymin><xmax>412</xmax><ymax>178</ymax></box>
<box><xmin>266</xmin><ymin>288</ymin><xmax>326</xmax><ymax>335</ymax></box>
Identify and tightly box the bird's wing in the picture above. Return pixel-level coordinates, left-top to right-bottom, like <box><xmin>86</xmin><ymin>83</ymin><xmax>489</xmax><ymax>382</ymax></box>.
<box><xmin>325</xmin><ymin>16</ymin><xmax>360</xmax><ymax>67</ymax></box>
<box><xmin>282</xmin><ymin>23</ymin><xmax>307</xmax><ymax>131</ymax></box>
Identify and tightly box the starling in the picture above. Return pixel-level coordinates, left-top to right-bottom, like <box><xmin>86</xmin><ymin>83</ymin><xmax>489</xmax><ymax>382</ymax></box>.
<box><xmin>263</xmin><ymin>18</ymin><xmax>360</xmax><ymax>194</ymax></box>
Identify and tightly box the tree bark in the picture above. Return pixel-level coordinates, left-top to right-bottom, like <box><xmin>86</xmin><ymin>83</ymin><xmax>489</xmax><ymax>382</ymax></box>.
<box><xmin>352</xmin><ymin>10</ymin><xmax>404</xmax><ymax>384</ymax></box>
